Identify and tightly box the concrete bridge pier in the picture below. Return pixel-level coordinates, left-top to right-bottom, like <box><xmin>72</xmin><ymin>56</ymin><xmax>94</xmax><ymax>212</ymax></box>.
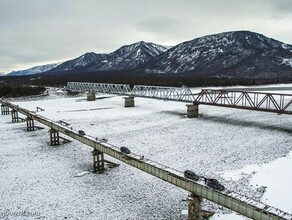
<box><xmin>87</xmin><ymin>92</ymin><xmax>96</xmax><ymax>101</ymax></box>
<box><xmin>186</xmin><ymin>103</ymin><xmax>199</xmax><ymax>118</ymax></box>
<box><xmin>92</xmin><ymin>149</ymin><xmax>105</xmax><ymax>173</ymax></box>
<box><xmin>26</xmin><ymin>117</ymin><xmax>35</xmax><ymax>131</ymax></box>
<box><xmin>11</xmin><ymin>109</ymin><xmax>19</xmax><ymax>123</ymax></box>
<box><xmin>188</xmin><ymin>194</ymin><xmax>202</xmax><ymax>220</ymax></box>
<box><xmin>49</xmin><ymin>129</ymin><xmax>60</xmax><ymax>145</ymax></box>
<box><xmin>1</xmin><ymin>105</ymin><xmax>10</xmax><ymax>115</ymax></box>
<box><xmin>124</xmin><ymin>96</ymin><xmax>135</xmax><ymax>107</ymax></box>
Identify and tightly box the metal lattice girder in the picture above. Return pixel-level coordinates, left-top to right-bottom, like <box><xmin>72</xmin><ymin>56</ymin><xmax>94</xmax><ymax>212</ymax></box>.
<box><xmin>66</xmin><ymin>82</ymin><xmax>292</xmax><ymax>115</ymax></box>
<box><xmin>195</xmin><ymin>89</ymin><xmax>292</xmax><ymax>115</ymax></box>
<box><xmin>131</xmin><ymin>85</ymin><xmax>196</xmax><ymax>102</ymax></box>
<box><xmin>66</xmin><ymin>82</ymin><xmax>197</xmax><ymax>102</ymax></box>
<box><xmin>66</xmin><ymin>82</ymin><xmax>131</xmax><ymax>95</ymax></box>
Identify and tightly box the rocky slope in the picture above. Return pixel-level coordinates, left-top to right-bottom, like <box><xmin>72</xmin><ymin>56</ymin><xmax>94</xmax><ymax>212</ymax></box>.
<box><xmin>48</xmin><ymin>42</ymin><xmax>168</xmax><ymax>73</ymax></box>
<box><xmin>49</xmin><ymin>52</ymin><xmax>107</xmax><ymax>73</ymax></box>
<box><xmin>145</xmin><ymin>31</ymin><xmax>292</xmax><ymax>78</ymax></box>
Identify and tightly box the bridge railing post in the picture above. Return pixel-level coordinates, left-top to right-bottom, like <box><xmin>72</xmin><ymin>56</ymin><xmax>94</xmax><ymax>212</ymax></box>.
<box><xmin>92</xmin><ymin>149</ymin><xmax>105</xmax><ymax>173</ymax></box>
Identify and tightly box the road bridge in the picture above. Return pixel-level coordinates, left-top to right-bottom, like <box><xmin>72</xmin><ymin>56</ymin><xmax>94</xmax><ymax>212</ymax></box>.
<box><xmin>1</xmin><ymin>99</ymin><xmax>291</xmax><ymax>220</ymax></box>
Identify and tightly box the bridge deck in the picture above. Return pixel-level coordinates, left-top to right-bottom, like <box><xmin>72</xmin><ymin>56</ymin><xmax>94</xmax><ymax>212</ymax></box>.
<box><xmin>1</xmin><ymin>99</ymin><xmax>291</xmax><ymax>220</ymax></box>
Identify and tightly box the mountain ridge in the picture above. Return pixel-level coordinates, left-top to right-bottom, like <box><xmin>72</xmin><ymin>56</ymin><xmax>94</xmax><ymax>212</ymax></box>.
<box><xmin>50</xmin><ymin>52</ymin><xmax>108</xmax><ymax>73</ymax></box>
<box><xmin>6</xmin><ymin>31</ymin><xmax>292</xmax><ymax>79</ymax></box>
<box><xmin>7</xmin><ymin>63</ymin><xmax>60</xmax><ymax>76</ymax></box>
<box><xmin>47</xmin><ymin>41</ymin><xmax>168</xmax><ymax>73</ymax></box>
<box><xmin>144</xmin><ymin>30</ymin><xmax>292</xmax><ymax>78</ymax></box>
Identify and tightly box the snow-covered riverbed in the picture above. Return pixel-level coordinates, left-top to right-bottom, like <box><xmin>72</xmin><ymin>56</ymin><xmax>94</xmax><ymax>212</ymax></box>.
<box><xmin>1</xmin><ymin>85</ymin><xmax>292</xmax><ymax>219</ymax></box>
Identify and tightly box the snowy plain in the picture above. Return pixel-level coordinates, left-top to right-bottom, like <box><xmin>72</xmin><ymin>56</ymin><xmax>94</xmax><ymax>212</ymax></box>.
<box><xmin>1</xmin><ymin>84</ymin><xmax>292</xmax><ymax>219</ymax></box>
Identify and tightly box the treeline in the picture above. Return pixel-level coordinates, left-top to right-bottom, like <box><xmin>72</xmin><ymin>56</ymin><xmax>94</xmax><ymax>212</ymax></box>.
<box><xmin>1</xmin><ymin>70</ymin><xmax>291</xmax><ymax>89</ymax></box>
<box><xmin>0</xmin><ymin>85</ymin><xmax>46</xmax><ymax>97</ymax></box>
<box><xmin>36</xmin><ymin>72</ymin><xmax>291</xmax><ymax>88</ymax></box>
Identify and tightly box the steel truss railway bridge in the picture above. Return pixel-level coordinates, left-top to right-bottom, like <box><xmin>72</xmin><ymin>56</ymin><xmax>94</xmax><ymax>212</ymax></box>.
<box><xmin>66</xmin><ymin>82</ymin><xmax>292</xmax><ymax>115</ymax></box>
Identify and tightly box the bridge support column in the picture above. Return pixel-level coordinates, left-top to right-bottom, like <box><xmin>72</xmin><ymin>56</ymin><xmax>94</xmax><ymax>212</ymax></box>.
<box><xmin>50</xmin><ymin>129</ymin><xmax>60</xmax><ymax>146</ymax></box>
<box><xmin>92</xmin><ymin>149</ymin><xmax>105</xmax><ymax>173</ymax></box>
<box><xmin>124</xmin><ymin>96</ymin><xmax>134</xmax><ymax>107</ymax></box>
<box><xmin>186</xmin><ymin>104</ymin><xmax>199</xmax><ymax>118</ymax></box>
<box><xmin>188</xmin><ymin>194</ymin><xmax>202</xmax><ymax>220</ymax></box>
<box><xmin>26</xmin><ymin>117</ymin><xmax>35</xmax><ymax>131</ymax></box>
<box><xmin>11</xmin><ymin>110</ymin><xmax>19</xmax><ymax>123</ymax></box>
<box><xmin>1</xmin><ymin>105</ymin><xmax>10</xmax><ymax>115</ymax></box>
<box><xmin>87</xmin><ymin>92</ymin><xmax>96</xmax><ymax>101</ymax></box>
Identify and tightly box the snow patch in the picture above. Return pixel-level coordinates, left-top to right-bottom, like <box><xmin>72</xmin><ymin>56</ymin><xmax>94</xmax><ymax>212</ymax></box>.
<box><xmin>73</xmin><ymin>171</ymin><xmax>91</xmax><ymax>177</ymax></box>
<box><xmin>223</xmin><ymin>151</ymin><xmax>292</xmax><ymax>213</ymax></box>
<box><xmin>211</xmin><ymin>213</ymin><xmax>244</xmax><ymax>220</ymax></box>
<box><xmin>223</xmin><ymin>164</ymin><xmax>258</xmax><ymax>181</ymax></box>
<box><xmin>280</xmin><ymin>58</ymin><xmax>292</xmax><ymax>67</ymax></box>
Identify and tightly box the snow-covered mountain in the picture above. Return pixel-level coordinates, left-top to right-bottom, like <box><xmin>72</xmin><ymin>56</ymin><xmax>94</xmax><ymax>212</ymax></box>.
<box><xmin>8</xmin><ymin>63</ymin><xmax>60</xmax><ymax>76</ymax></box>
<box><xmin>146</xmin><ymin>31</ymin><xmax>292</xmax><ymax>78</ymax></box>
<box><xmin>7</xmin><ymin>31</ymin><xmax>292</xmax><ymax>79</ymax></box>
<box><xmin>49</xmin><ymin>52</ymin><xmax>108</xmax><ymax>73</ymax></box>
<box><xmin>95</xmin><ymin>41</ymin><xmax>168</xmax><ymax>71</ymax></box>
<box><xmin>7</xmin><ymin>42</ymin><xmax>168</xmax><ymax>76</ymax></box>
<box><xmin>48</xmin><ymin>42</ymin><xmax>168</xmax><ymax>73</ymax></box>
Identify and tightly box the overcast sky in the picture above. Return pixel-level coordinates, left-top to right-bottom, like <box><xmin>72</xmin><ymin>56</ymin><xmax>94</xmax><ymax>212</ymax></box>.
<box><xmin>1</xmin><ymin>0</ymin><xmax>292</xmax><ymax>73</ymax></box>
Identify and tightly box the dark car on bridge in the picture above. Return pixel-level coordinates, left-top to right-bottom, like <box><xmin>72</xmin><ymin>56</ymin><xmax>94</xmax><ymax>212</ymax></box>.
<box><xmin>78</xmin><ymin>130</ymin><xmax>86</xmax><ymax>136</ymax></box>
<box><xmin>184</xmin><ymin>170</ymin><xmax>200</xmax><ymax>181</ymax></box>
<box><xmin>204</xmin><ymin>178</ymin><xmax>225</xmax><ymax>191</ymax></box>
<box><xmin>120</xmin><ymin>146</ymin><xmax>131</xmax><ymax>154</ymax></box>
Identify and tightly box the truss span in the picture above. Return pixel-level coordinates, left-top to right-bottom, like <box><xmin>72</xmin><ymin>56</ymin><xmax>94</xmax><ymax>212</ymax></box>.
<box><xmin>131</xmin><ymin>85</ymin><xmax>196</xmax><ymax>102</ymax></box>
<box><xmin>195</xmin><ymin>89</ymin><xmax>292</xmax><ymax>115</ymax></box>
<box><xmin>66</xmin><ymin>82</ymin><xmax>131</xmax><ymax>95</ymax></box>
<box><xmin>66</xmin><ymin>82</ymin><xmax>292</xmax><ymax>115</ymax></box>
<box><xmin>66</xmin><ymin>82</ymin><xmax>196</xmax><ymax>102</ymax></box>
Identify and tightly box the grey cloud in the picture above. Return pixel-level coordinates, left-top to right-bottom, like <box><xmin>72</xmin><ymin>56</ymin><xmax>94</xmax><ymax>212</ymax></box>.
<box><xmin>273</xmin><ymin>0</ymin><xmax>292</xmax><ymax>14</ymax></box>
<box><xmin>1</xmin><ymin>0</ymin><xmax>292</xmax><ymax>73</ymax></box>
<box><xmin>135</xmin><ymin>17</ymin><xmax>191</xmax><ymax>42</ymax></box>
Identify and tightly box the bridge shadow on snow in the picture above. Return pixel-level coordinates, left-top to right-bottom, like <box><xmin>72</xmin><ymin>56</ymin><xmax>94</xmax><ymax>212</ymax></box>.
<box><xmin>75</xmin><ymin>96</ymin><xmax>115</xmax><ymax>102</ymax></box>
<box><xmin>197</xmin><ymin>114</ymin><xmax>292</xmax><ymax>135</ymax></box>
<box><xmin>159</xmin><ymin>110</ymin><xmax>186</xmax><ymax>117</ymax></box>
<box><xmin>58</xmin><ymin>107</ymin><xmax>115</xmax><ymax>112</ymax></box>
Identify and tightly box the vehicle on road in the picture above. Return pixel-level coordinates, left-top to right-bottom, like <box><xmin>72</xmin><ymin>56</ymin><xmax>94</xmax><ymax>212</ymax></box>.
<box><xmin>184</xmin><ymin>170</ymin><xmax>200</xmax><ymax>181</ymax></box>
<box><xmin>120</xmin><ymin>146</ymin><xmax>131</xmax><ymax>154</ymax></box>
<box><xmin>78</xmin><ymin>130</ymin><xmax>86</xmax><ymax>136</ymax></box>
<box><xmin>204</xmin><ymin>178</ymin><xmax>225</xmax><ymax>191</ymax></box>
<box><xmin>100</xmin><ymin>138</ymin><xmax>108</xmax><ymax>142</ymax></box>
